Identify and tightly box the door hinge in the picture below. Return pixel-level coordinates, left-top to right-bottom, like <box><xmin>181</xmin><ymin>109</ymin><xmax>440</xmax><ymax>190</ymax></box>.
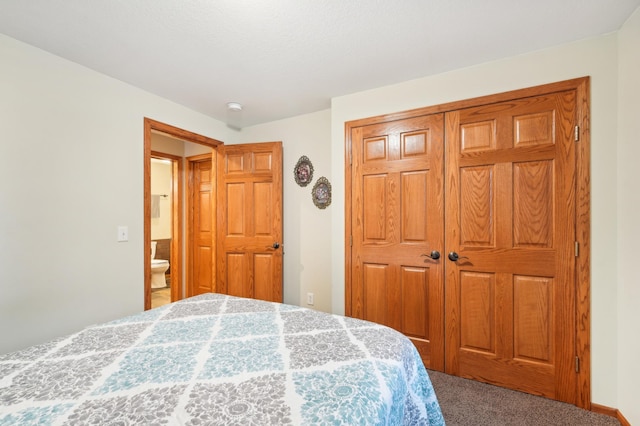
<box><xmin>575</xmin><ymin>356</ymin><xmax>580</xmax><ymax>373</ymax></box>
<box><xmin>575</xmin><ymin>241</ymin><xmax>579</xmax><ymax>257</ymax></box>
<box><xmin>574</xmin><ymin>125</ymin><xmax>580</xmax><ymax>142</ymax></box>
<box><xmin>350</xmin><ymin>235</ymin><xmax>353</xmax><ymax>247</ymax></box>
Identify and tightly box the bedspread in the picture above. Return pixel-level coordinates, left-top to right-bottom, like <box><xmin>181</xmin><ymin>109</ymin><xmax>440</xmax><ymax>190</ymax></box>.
<box><xmin>0</xmin><ymin>293</ymin><xmax>444</xmax><ymax>425</ymax></box>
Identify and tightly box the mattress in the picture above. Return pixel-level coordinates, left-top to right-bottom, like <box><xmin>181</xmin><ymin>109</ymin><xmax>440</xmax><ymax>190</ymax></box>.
<box><xmin>0</xmin><ymin>293</ymin><xmax>444</xmax><ymax>425</ymax></box>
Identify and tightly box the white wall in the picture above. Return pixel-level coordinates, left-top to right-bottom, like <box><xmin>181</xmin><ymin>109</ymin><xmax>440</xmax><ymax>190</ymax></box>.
<box><xmin>617</xmin><ymin>7</ymin><xmax>640</xmax><ymax>425</ymax></box>
<box><xmin>330</xmin><ymin>35</ymin><xmax>623</xmax><ymax>409</ymax></box>
<box><xmin>0</xmin><ymin>33</ymin><xmax>234</xmax><ymax>354</ymax></box>
<box><xmin>232</xmin><ymin>110</ymin><xmax>333</xmax><ymax>313</ymax></box>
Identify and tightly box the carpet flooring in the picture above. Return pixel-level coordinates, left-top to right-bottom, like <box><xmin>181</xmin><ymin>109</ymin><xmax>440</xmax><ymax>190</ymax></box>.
<box><xmin>427</xmin><ymin>370</ymin><xmax>620</xmax><ymax>425</ymax></box>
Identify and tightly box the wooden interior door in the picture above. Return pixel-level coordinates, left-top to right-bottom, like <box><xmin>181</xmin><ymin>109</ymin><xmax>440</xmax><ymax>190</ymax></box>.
<box><xmin>188</xmin><ymin>154</ymin><xmax>215</xmax><ymax>296</ymax></box>
<box><xmin>217</xmin><ymin>142</ymin><xmax>283</xmax><ymax>302</ymax></box>
<box><xmin>350</xmin><ymin>114</ymin><xmax>445</xmax><ymax>369</ymax></box>
<box><xmin>444</xmin><ymin>91</ymin><xmax>578</xmax><ymax>402</ymax></box>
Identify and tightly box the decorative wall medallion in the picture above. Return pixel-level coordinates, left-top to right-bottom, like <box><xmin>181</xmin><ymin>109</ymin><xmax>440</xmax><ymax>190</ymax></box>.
<box><xmin>294</xmin><ymin>155</ymin><xmax>314</xmax><ymax>187</ymax></box>
<box><xmin>312</xmin><ymin>177</ymin><xmax>332</xmax><ymax>209</ymax></box>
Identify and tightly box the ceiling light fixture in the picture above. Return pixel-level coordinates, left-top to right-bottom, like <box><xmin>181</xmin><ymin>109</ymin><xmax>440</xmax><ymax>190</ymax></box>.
<box><xmin>227</xmin><ymin>102</ymin><xmax>243</xmax><ymax>112</ymax></box>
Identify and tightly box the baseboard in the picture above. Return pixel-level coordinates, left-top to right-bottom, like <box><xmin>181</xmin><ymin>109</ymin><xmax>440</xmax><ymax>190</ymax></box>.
<box><xmin>591</xmin><ymin>403</ymin><xmax>630</xmax><ymax>426</ymax></box>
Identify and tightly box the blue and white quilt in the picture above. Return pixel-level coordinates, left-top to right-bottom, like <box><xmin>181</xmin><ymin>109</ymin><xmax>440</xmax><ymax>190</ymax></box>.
<box><xmin>0</xmin><ymin>293</ymin><xmax>445</xmax><ymax>425</ymax></box>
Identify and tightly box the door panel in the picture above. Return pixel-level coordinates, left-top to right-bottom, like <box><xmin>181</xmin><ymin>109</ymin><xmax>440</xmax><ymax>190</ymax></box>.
<box><xmin>351</xmin><ymin>114</ymin><xmax>445</xmax><ymax>370</ymax></box>
<box><xmin>254</xmin><ymin>182</ymin><xmax>273</xmax><ymax>235</ymax></box>
<box><xmin>254</xmin><ymin>253</ymin><xmax>276</xmax><ymax>301</ymax></box>
<box><xmin>445</xmin><ymin>91</ymin><xmax>577</xmax><ymax>402</ymax></box>
<box><xmin>217</xmin><ymin>142</ymin><xmax>283</xmax><ymax>302</ymax></box>
<box><xmin>226</xmin><ymin>253</ymin><xmax>247</xmax><ymax>296</ymax></box>
<box><xmin>513</xmin><ymin>161</ymin><xmax>553</xmax><ymax>247</ymax></box>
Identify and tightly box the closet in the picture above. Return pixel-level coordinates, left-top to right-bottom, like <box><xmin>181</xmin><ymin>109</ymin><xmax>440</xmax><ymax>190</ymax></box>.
<box><xmin>345</xmin><ymin>77</ymin><xmax>590</xmax><ymax>407</ymax></box>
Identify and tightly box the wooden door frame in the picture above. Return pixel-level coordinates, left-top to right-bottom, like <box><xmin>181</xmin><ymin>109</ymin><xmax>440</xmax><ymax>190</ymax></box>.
<box><xmin>143</xmin><ymin>118</ymin><xmax>223</xmax><ymax>310</ymax></box>
<box><xmin>344</xmin><ymin>77</ymin><xmax>591</xmax><ymax>409</ymax></box>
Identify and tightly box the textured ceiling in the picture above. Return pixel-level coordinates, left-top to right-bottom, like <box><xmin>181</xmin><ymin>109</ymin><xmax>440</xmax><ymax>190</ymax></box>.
<box><xmin>1</xmin><ymin>1</ymin><xmax>638</xmax><ymax>129</ymax></box>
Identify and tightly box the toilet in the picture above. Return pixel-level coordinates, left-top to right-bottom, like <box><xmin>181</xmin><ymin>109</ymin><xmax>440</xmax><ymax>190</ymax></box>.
<box><xmin>150</xmin><ymin>241</ymin><xmax>170</xmax><ymax>289</ymax></box>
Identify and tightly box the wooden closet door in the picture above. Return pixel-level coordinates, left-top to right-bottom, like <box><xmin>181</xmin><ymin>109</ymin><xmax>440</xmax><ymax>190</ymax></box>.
<box><xmin>444</xmin><ymin>91</ymin><xmax>578</xmax><ymax>402</ymax></box>
<box><xmin>350</xmin><ymin>114</ymin><xmax>445</xmax><ymax>369</ymax></box>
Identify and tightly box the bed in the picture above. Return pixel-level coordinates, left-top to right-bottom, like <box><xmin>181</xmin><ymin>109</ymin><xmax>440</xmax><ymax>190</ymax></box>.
<box><xmin>0</xmin><ymin>293</ymin><xmax>444</xmax><ymax>425</ymax></box>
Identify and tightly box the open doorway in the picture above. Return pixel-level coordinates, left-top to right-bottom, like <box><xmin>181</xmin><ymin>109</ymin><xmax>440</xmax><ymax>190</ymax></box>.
<box><xmin>149</xmin><ymin>153</ymin><xmax>180</xmax><ymax>308</ymax></box>
<box><xmin>143</xmin><ymin>118</ymin><xmax>223</xmax><ymax>310</ymax></box>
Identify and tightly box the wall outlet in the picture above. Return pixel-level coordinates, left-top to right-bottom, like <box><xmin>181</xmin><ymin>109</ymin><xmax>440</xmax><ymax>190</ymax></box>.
<box><xmin>307</xmin><ymin>292</ymin><xmax>314</xmax><ymax>306</ymax></box>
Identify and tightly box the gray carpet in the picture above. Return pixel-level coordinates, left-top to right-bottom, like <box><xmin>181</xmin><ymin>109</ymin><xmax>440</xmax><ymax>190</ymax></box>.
<box><xmin>427</xmin><ymin>370</ymin><xmax>620</xmax><ymax>426</ymax></box>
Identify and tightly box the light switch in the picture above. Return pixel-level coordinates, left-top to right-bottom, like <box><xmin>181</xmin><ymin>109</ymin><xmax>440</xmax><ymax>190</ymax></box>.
<box><xmin>117</xmin><ymin>226</ymin><xmax>128</xmax><ymax>242</ymax></box>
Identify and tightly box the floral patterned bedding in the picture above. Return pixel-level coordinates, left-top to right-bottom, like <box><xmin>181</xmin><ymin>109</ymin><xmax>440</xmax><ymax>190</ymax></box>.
<box><xmin>0</xmin><ymin>293</ymin><xmax>445</xmax><ymax>425</ymax></box>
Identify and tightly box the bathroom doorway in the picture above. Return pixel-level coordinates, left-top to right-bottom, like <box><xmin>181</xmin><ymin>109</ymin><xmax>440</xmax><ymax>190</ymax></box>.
<box><xmin>150</xmin><ymin>154</ymin><xmax>181</xmax><ymax>309</ymax></box>
<box><xmin>143</xmin><ymin>118</ymin><xmax>223</xmax><ymax>310</ymax></box>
